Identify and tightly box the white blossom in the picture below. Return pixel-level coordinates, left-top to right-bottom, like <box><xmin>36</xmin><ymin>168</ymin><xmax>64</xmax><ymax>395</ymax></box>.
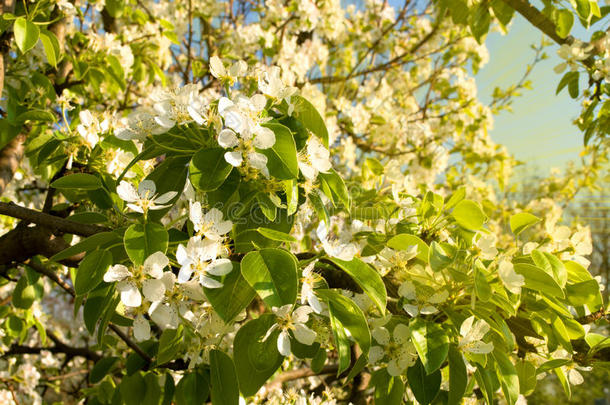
<box><xmin>458</xmin><ymin>316</ymin><xmax>494</xmax><ymax>354</ymax></box>
<box><xmin>369</xmin><ymin>324</ymin><xmax>417</xmax><ymax>376</ymax></box>
<box><xmin>189</xmin><ymin>202</ymin><xmax>233</xmax><ymax>241</ymax></box>
<box><xmin>117</xmin><ymin>180</ymin><xmax>177</xmax><ymax>214</ymax></box>
<box><xmin>264</xmin><ymin>305</ymin><xmax>317</xmax><ymax>356</ymax></box>
<box><xmin>176</xmin><ymin>237</ymin><xmax>232</xmax><ymax>288</ymax></box>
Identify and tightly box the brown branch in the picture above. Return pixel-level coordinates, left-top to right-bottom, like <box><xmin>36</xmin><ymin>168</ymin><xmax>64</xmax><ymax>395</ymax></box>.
<box><xmin>266</xmin><ymin>364</ymin><xmax>339</xmax><ymax>389</ymax></box>
<box><xmin>0</xmin><ymin>202</ymin><xmax>110</xmax><ymax>237</ymax></box>
<box><xmin>500</xmin><ymin>0</ymin><xmax>568</xmax><ymax>46</ymax></box>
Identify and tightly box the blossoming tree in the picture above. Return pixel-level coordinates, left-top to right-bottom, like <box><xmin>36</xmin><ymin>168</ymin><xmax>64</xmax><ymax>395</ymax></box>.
<box><xmin>0</xmin><ymin>0</ymin><xmax>608</xmax><ymax>404</ymax></box>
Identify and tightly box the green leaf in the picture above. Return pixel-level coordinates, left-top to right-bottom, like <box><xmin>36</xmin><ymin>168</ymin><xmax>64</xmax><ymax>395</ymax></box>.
<box><xmin>532</xmin><ymin>250</ymin><xmax>568</xmax><ymax>287</ymax></box>
<box><xmin>554</xmin><ymin>9</ymin><xmax>574</xmax><ymax>38</ymax></box>
<box><xmin>84</xmin><ymin>284</ymin><xmax>114</xmax><ymax>334</ymax></box>
<box><xmin>387</xmin><ymin>233</ymin><xmax>429</xmax><ymax>262</ymax></box>
<box><xmin>124</xmin><ymin>223</ymin><xmax>169</xmax><ymax>267</ymax></box>
<box><xmin>209</xmin><ymin>350</ymin><xmax>239</xmax><ymax>405</ymax></box>
<box><xmin>157</xmin><ymin>327</ymin><xmax>183</xmax><ymax>365</ymax></box>
<box><xmin>556</xmin><ymin>71</ymin><xmax>579</xmax><ymax>95</ymax></box>
<box><xmin>474</xmin><ymin>261</ymin><xmax>492</xmax><ymax>302</ymax></box>
<box><xmin>317</xmin><ymin>289</ymin><xmax>371</xmax><ymax>356</ymax></box>
<box><xmin>513</xmin><ymin>263</ymin><xmax>565</xmax><ymax>298</ymax></box>
<box><xmin>121</xmin><ymin>372</ymin><xmax>147</xmax><ymax>405</ymax></box>
<box><xmin>327</xmin><ymin>257</ymin><xmax>387</xmax><ymax>314</ymax></box>
<box><xmin>13</xmin><ymin>17</ymin><xmax>40</xmax><ymax>53</ymax></box>
<box><xmin>468</xmin><ymin>3</ymin><xmax>491</xmax><ymax>43</ymax></box>
<box><xmin>309</xmin><ymin>191</ymin><xmax>329</xmax><ymax>225</ymax></box>
<box><xmin>74</xmin><ymin>250</ymin><xmax>112</xmax><ymax>295</ymax></box>
<box><xmin>448</xmin><ymin>345</ymin><xmax>467</xmax><ymax>405</ymax></box>
<box><xmin>175</xmin><ymin>370</ymin><xmax>209</xmax><ymax>405</ymax></box>
<box><xmin>189</xmin><ymin>148</ymin><xmax>233</xmax><ymax>191</ymax></box>
<box><xmin>12</xmin><ymin>276</ymin><xmax>37</xmax><ymax>309</ymax></box>
<box><xmin>51</xmin><ymin>173</ymin><xmax>102</xmax><ymax>190</ymax></box>
<box><xmin>491</xmin><ymin>0</ymin><xmax>515</xmax><ymax>30</ymax></box>
<box><xmin>260</xmin><ymin>123</ymin><xmax>299</xmax><ymax>179</ymax></box>
<box><xmin>90</xmin><ymin>357</ymin><xmax>119</xmax><ymax>384</ymax></box>
<box><xmin>145</xmin><ymin>156</ymin><xmax>189</xmax><ymax>220</ymax></box>
<box><xmin>39</xmin><ymin>29</ymin><xmax>60</xmax><ymax>68</ymax></box>
<box><xmin>204</xmin><ymin>262</ymin><xmax>256</xmax><ymax>323</ymax></box>
<box><xmin>407</xmin><ymin>359</ymin><xmax>441</xmax><ymax>405</ymax></box>
<box><xmin>240</xmin><ymin>249</ymin><xmax>298</xmax><ymax>308</ymax></box>
<box><xmin>568</xmin><ymin>72</ymin><xmax>580</xmax><ymax>98</ymax></box>
<box><xmin>566</xmin><ymin>279</ymin><xmax>603</xmax><ymax>310</ymax></box>
<box><xmin>256</xmin><ymin>227</ymin><xmax>296</xmax><ymax>242</ymax></box>
<box><xmin>292</xmin><ymin>95</ymin><xmax>329</xmax><ymax>147</ymax></box>
<box><xmin>15</xmin><ymin>109</ymin><xmax>56</xmax><ymax>124</ymax></box>
<box><xmin>51</xmin><ymin>232</ymin><xmax>118</xmax><ymax>262</ymax></box>
<box><xmin>318</xmin><ymin>169</ymin><xmax>350</xmax><ymax>208</ymax></box>
<box><xmin>409</xmin><ymin>318</ymin><xmax>449</xmax><ymax>374</ymax></box>
<box><xmin>429</xmin><ymin>241</ymin><xmax>452</xmax><ymax>272</ymax></box>
<box><xmin>493</xmin><ymin>350</ymin><xmax>520</xmax><ymax>405</ymax></box>
<box><xmin>371</xmin><ymin>370</ymin><xmax>405</xmax><ymax>405</ymax></box>
<box><xmin>516</xmin><ymin>359</ymin><xmax>537</xmax><ymax>396</ymax></box>
<box><xmin>573</xmin><ymin>0</ymin><xmax>591</xmax><ymax>19</ymax></box>
<box><xmin>509</xmin><ymin>212</ymin><xmax>540</xmax><ymax>235</ymax></box>
<box><xmin>451</xmin><ymin>200</ymin><xmax>487</xmax><ymax>230</ymax></box>
<box><xmin>233</xmin><ymin>315</ymin><xmax>284</xmax><ymax>396</ymax></box>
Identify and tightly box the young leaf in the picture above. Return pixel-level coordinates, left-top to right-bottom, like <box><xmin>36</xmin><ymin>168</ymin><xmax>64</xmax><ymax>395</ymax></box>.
<box><xmin>39</xmin><ymin>29</ymin><xmax>60</xmax><ymax>68</ymax></box>
<box><xmin>371</xmin><ymin>370</ymin><xmax>405</xmax><ymax>405</ymax></box>
<box><xmin>409</xmin><ymin>318</ymin><xmax>449</xmax><ymax>374</ymax></box>
<box><xmin>124</xmin><ymin>223</ymin><xmax>169</xmax><ymax>267</ymax></box>
<box><xmin>204</xmin><ymin>262</ymin><xmax>256</xmax><ymax>323</ymax></box>
<box><xmin>74</xmin><ymin>250</ymin><xmax>112</xmax><ymax>295</ymax></box>
<box><xmin>189</xmin><ymin>147</ymin><xmax>233</xmax><ymax>191</ymax></box>
<box><xmin>175</xmin><ymin>370</ymin><xmax>209</xmax><ymax>405</ymax></box>
<box><xmin>51</xmin><ymin>173</ymin><xmax>102</xmax><ymax>190</ymax></box>
<box><xmin>233</xmin><ymin>315</ymin><xmax>284</xmax><ymax>396</ymax></box>
<box><xmin>407</xmin><ymin>359</ymin><xmax>441</xmax><ymax>405</ymax></box>
<box><xmin>209</xmin><ymin>350</ymin><xmax>239</xmax><ymax>405</ymax></box>
<box><xmin>509</xmin><ymin>212</ymin><xmax>540</xmax><ymax>235</ymax></box>
<box><xmin>513</xmin><ymin>263</ymin><xmax>565</xmax><ymax>298</ymax></box>
<box><xmin>240</xmin><ymin>248</ymin><xmax>298</xmax><ymax>308</ymax></box>
<box><xmin>316</xmin><ymin>289</ymin><xmax>371</xmax><ymax>356</ymax></box>
<box><xmin>291</xmin><ymin>95</ymin><xmax>329</xmax><ymax>147</ymax></box>
<box><xmin>260</xmin><ymin>123</ymin><xmax>299</xmax><ymax>179</ymax></box>
<box><xmin>327</xmin><ymin>257</ymin><xmax>387</xmax><ymax>314</ymax></box>
<box><xmin>451</xmin><ymin>200</ymin><xmax>487</xmax><ymax>230</ymax></box>
<box><xmin>14</xmin><ymin>17</ymin><xmax>40</xmax><ymax>53</ymax></box>
<box><xmin>448</xmin><ymin>345</ymin><xmax>467</xmax><ymax>405</ymax></box>
<box><xmin>387</xmin><ymin>233</ymin><xmax>429</xmax><ymax>262</ymax></box>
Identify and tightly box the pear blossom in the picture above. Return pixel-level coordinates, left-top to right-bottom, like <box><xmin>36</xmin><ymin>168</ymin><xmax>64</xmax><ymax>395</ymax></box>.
<box><xmin>300</xmin><ymin>262</ymin><xmax>323</xmax><ymax>314</ymax></box>
<box><xmin>115</xmin><ymin>108</ymin><xmax>166</xmax><ymax>141</ymax></box>
<box><xmin>497</xmin><ymin>260</ymin><xmax>524</xmax><ymax>294</ymax></box>
<box><xmin>458</xmin><ymin>316</ymin><xmax>494</xmax><ymax>354</ymax></box>
<box><xmin>217</xmin><ymin>127</ymin><xmax>270</xmax><ymax>176</ymax></box>
<box><xmin>117</xmin><ymin>180</ymin><xmax>177</xmax><ymax>214</ymax></box>
<box><xmin>77</xmin><ymin>110</ymin><xmax>107</xmax><ymax>147</ymax></box>
<box><xmin>210</xmin><ymin>56</ymin><xmax>247</xmax><ymax>83</ymax></box>
<box><xmin>176</xmin><ymin>237</ymin><xmax>233</xmax><ymax>288</ymax></box>
<box><xmin>257</xmin><ymin>66</ymin><xmax>298</xmax><ymax>111</ymax></box>
<box><xmin>264</xmin><ymin>305</ymin><xmax>317</xmax><ymax>356</ymax></box>
<box><xmin>399</xmin><ymin>280</ymin><xmax>448</xmax><ymax>317</ymax></box>
<box><xmin>133</xmin><ymin>314</ymin><xmax>151</xmax><ymax>341</ymax></box>
<box><xmin>298</xmin><ymin>136</ymin><xmax>332</xmax><ymax>181</ymax></box>
<box><xmin>103</xmin><ymin>251</ymin><xmax>170</xmax><ymax>308</ymax></box>
<box><xmin>474</xmin><ymin>232</ymin><xmax>498</xmax><ymax>260</ymax></box>
<box><xmin>189</xmin><ymin>202</ymin><xmax>233</xmax><ymax>241</ymax></box>
<box><xmin>554</xmin><ymin>40</ymin><xmax>593</xmax><ymax>73</ymax></box>
<box><xmin>369</xmin><ymin>324</ymin><xmax>418</xmax><ymax>376</ymax></box>
<box><xmin>153</xmin><ymin>84</ymin><xmax>208</xmax><ymax>128</ymax></box>
<box><xmin>218</xmin><ymin>95</ymin><xmax>275</xmax><ymax>145</ymax></box>
<box><xmin>316</xmin><ymin>221</ymin><xmax>358</xmax><ymax>261</ymax></box>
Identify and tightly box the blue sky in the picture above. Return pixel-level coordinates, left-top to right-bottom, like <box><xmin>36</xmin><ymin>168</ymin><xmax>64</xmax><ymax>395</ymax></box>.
<box><xmin>476</xmin><ymin>14</ymin><xmax>592</xmax><ymax>177</ymax></box>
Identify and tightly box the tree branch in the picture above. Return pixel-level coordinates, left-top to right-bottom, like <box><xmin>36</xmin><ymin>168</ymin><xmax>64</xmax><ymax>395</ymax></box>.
<box><xmin>0</xmin><ymin>202</ymin><xmax>110</xmax><ymax>237</ymax></box>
